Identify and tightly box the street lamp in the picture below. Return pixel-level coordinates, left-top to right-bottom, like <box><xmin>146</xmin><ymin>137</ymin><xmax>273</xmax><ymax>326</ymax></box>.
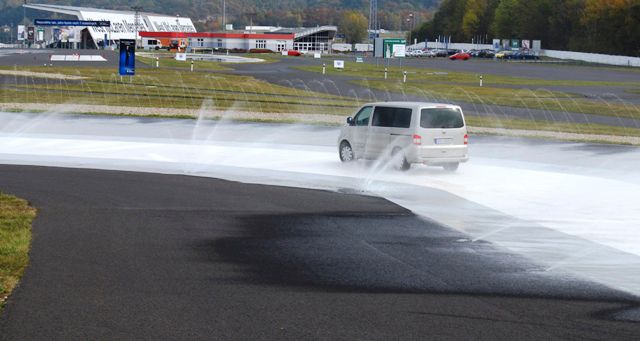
<box><xmin>406</xmin><ymin>13</ymin><xmax>415</xmax><ymax>46</ymax></box>
<box><xmin>222</xmin><ymin>0</ymin><xmax>226</xmax><ymax>30</ymax></box>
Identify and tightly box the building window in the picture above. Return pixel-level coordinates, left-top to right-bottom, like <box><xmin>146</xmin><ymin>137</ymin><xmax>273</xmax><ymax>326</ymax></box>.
<box><xmin>255</xmin><ymin>40</ymin><xmax>266</xmax><ymax>49</ymax></box>
<box><xmin>197</xmin><ymin>38</ymin><xmax>204</xmax><ymax>47</ymax></box>
<box><xmin>217</xmin><ymin>39</ymin><xmax>223</xmax><ymax>48</ymax></box>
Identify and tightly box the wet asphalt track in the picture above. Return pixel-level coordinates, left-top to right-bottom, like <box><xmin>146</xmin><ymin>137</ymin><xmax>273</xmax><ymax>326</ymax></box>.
<box><xmin>1</xmin><ymin>165</ymin><xmax>640</xmax><ymax>340</ymax></box>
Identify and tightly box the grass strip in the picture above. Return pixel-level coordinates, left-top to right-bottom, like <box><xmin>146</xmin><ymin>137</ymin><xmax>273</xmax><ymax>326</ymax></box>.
<box><xmin>296</xmin><ymin>64</ymin><xmax>637</xmax><ymax>87</ymax></box>
<box><xmin>0</xmin><ymin>193</ymin><xmax>36</xmax><ymax>312</ymax></box>
<box><xmin>352</xmin><ymin>80</ymin><xmax>640</xmax><ymax>120</ymax></box>
<box><xmin>466</xmin><ymin>115</ymin><xmax>640</xmax><ymax>138</ymax></box>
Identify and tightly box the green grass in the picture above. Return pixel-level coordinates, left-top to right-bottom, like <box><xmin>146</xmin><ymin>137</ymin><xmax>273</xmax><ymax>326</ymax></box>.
<box><xmin>295</xmin><ymin>63</ymin><xmax>640</xmax><ymax>120</ymax></box>
<box><xmin>296</xmin><ymin>63</ymin><xmax>637</xmax><ymax>87</ymax></box>
<box><xmin>466</xmin><ymin>115</ymin><xmax>640</xmax><ymax>138</ymax></box>
<box><xmin>352</xmin><ymin>80</ymin><xmax>640</xmax><ymax>120</ymax></box>
<box><xmin>0</xmin><ymin>66</ymin><xmax>357</xmax><ymax>114</ymax></box>
<box><xmin>0</xmin><ymin>194</ymin><xmax>36</xmax><ymax>311</ymax></box>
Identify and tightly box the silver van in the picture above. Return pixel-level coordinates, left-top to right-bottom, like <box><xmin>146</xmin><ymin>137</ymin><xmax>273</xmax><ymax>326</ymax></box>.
<box><xmin>338</xmin><ymin>102</ymin><xmax>469</xmax><ymax>171</ymax></box>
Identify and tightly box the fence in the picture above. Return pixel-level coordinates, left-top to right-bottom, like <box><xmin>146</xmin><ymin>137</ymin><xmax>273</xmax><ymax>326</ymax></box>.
<box><xmin>541</xmin><ymin>49</ymin><xmax>640</xmax><ymax>67</ymax></box>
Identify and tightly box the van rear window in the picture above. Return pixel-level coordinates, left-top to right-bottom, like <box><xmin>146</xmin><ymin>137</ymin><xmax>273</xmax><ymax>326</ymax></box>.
<box><xmin>420</xmin><ymin>108</ymin><xmax>464</xmax><ymax>128</ymax></box>
<box><xmin>372</xmin><ymin>107</ymin><xmax>412</xmax><ymax>128</ymax></box>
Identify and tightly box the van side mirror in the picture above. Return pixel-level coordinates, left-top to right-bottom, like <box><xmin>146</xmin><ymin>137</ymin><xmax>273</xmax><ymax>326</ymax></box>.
<box><xmin>346</xmin><ymin>117</ymin><xmax>354</xmax><ymax>125</ymax></box>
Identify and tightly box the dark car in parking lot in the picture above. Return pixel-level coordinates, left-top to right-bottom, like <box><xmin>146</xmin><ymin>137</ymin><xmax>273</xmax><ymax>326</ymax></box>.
<box><xmin>510</xmin><ymin>51</ymin><xmax>540</xmax><ymax>60</ymax></box>
<box><xmin>470</xmin><ymin>49</ymin><xmax>495</xmax><ymax>58</ymax></box>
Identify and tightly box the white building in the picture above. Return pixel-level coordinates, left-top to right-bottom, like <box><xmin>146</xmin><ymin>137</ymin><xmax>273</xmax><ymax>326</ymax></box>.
<box><xmin>23</xmin><ymin>3</ymin><xmax>196</xmax><ymax>48</ymax></box>
<box><xmin>140</xmin><ymin>26</ymin><xmax>337</xmax><ymax>53</ymax></box>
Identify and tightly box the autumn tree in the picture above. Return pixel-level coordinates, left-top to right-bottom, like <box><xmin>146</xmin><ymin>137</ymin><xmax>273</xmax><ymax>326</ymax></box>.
<box><xmin>339</xmin><ymin>10</ymin><xmax>368</xmax><ymax>44</ymax></box>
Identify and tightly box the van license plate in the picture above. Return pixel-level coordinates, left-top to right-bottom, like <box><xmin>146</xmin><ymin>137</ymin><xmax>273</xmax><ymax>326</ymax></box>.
<box><xmin>435</xmin><ymin>138</ymin><xmax>453</xmax><ymax>145</ymax></box>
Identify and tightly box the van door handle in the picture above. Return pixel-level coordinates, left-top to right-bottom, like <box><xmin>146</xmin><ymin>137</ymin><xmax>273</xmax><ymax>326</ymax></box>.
<box><xmin>390</xmin><ymin>133</ymin><xmax>411</xmax><ymax>136</ymax></box>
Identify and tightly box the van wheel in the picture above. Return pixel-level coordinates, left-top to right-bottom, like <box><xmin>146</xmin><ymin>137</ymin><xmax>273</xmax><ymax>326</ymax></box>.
<box><xmin>392</xmin><ymin>148</ymin><xmax>411</xmax><ymax>171</ymax></box>
<box><xmin>443</xmin><ymin>163</ymin><xmax>459</xmax><ymax>172</ymax></box>
<box><xmin>339</xmin><ymin>141</ymin><xmax>354</xmax><ymax>162</ymax></box>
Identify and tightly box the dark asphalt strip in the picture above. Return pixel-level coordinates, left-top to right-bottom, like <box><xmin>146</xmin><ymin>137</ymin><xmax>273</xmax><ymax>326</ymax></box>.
<box><xmin>0</xmin><ymin>165</ymin><xmax>639</xmax><ymax>340</ymax></box>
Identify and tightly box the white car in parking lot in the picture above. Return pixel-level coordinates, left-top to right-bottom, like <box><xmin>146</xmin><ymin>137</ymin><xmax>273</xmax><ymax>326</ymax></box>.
<box><xmin>338</xmin><ymin>102</ymin><xmax>469</xmax><ymax>171</ymax></box>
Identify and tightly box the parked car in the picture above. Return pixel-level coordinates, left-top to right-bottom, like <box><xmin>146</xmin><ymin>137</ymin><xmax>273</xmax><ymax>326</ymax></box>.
<box><xmin>511</xmin><ymin>51</ymin><xmax>540</xmax><ymax>60</ymax></box>
<box><xmin>495</xmin><ymin>50</ymin><xmax>514</xmax><ymax>59</ymax></box>
<box><xmin>471</xmin><ymin>49</ymin><xmax>495</xmax><ymax>58</ymax></box>
<box><xmin>338</xmin><ymin>102</ymin><xmax>469</xmax><ymax>171</ymax></box>
<box><xmin>449</xmin><ymin>51</ymin><xmax>471</xmax><ymax>60</ymax></box>
<box><xmin>433</xmin><ymin>49</ymin><xmax>449</xmax><ymax>57</ymax></box>
<box><xmin>423</xmin><ymin>49</ymin><xmax>437</xmax><ymax>58</ymax></box>
<box><xmin>407</xmin><ymin>49</ymin><xmax>426</xmax><ymax>57</ymax></box>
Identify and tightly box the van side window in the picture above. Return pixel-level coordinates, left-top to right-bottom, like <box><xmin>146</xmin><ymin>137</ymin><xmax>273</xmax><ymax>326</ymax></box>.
<box><xmin>420</xmin><ymin>108</ymin><xmax>464</xmax><ymax>128</ymax></box>
<box><xmin>372</xmin><ymin>107</ymin><xmax>412</xmax><ymax>128</ymax></box>
<box><xmin>354</xmin><ymin>106</ymin><xmax>373</xmax><ymax>126</ymax></box>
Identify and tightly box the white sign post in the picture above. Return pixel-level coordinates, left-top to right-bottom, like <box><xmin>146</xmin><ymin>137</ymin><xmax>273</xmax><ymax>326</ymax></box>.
<box><xmin>333</xmin><ymin>60</ymin><xmax>344</xmax><ymax>69</ymax></box>
<box><xmin>175</xmin><ymin>53</ymin><xmax>187</xmax><ymax>61</ymax></box>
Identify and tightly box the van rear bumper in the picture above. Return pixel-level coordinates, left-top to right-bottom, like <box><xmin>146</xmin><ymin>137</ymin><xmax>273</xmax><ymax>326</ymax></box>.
<box><xmin>418</xmin><ymin>156</ymin><xmax>469</xmax><ymax>165</ymax></box>
<box><xmin>406</xmin><ymin>145</ymin><xmax>469</xmax><ymax>164</ymax></box>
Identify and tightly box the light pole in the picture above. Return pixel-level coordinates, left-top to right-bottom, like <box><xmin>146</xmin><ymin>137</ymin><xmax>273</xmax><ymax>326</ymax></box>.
<box><xmin>222</xmin><ymin>0</ymin><xmax>226</xmax><ymax>30</ymax></box>
<box><xmin>131</xmin><ymin>6</ymin><xmax>143</xmax><ymax>46</ymax></box>
<box><xmin>406</xmin><ymin>13</ymin><xmax>415</xmax><ymax>46</ymax></box>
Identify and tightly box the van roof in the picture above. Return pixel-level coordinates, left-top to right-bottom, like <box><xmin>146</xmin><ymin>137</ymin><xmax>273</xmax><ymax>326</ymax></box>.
<box><xmin>362</xmin><ymin>102</ymin><xmax>461</xmax><ymax>109</ymax></box>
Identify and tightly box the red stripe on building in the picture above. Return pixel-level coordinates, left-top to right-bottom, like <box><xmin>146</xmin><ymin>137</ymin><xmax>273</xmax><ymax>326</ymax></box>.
<box><xmin>139</xmin><ymin>31</ymin><xmax>294</xmax><ymax>40</ymax></box>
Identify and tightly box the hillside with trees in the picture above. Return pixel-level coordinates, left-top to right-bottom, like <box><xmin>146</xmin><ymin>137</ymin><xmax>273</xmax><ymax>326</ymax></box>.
<box><xmin>0</xmin><ymin>0</ymin><xmax>440</xmax><ymax>32</ymax></box>
<box><xmin>411</xmin><ymin>0</ymin><xmax>640</xmax><ymax>57</ymax></box>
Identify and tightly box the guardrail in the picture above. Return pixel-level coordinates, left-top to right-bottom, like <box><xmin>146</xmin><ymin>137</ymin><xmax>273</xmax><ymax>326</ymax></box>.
<box><xmin>541</xmin><ymin>49</ymin><xmax>640</xmax><ymax>67</ymax></box>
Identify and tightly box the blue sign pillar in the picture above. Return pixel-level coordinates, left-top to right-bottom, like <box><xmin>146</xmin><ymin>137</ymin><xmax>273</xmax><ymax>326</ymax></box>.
<box><xmin>119</xmin><ymin>39</ymin><xmax>136</xmax><ymax>76</ymax></box>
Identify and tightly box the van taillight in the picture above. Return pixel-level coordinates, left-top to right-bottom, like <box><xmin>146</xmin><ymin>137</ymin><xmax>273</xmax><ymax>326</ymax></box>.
<box><xmin>464</xmin><ymin>134</ymin><xmax>469</xmax><ymax>145</ymax></box>
<box><xmin>413</xmin><ymin>134</ymin><xmax>422</xmax><ymax>145</ymax></box>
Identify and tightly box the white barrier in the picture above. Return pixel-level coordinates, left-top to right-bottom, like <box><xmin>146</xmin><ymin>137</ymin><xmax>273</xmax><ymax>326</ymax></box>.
<box><xmin>541</xmin><ymin>49</ymin><xmax>640</xmax><ymax>67</ymax></box>
<box><xmin>50</xmin><ymin>54</ymin><xmax>107</xmax><ymax>62</ymax></box>
<box><xmin>425</xmin><ymin>42</ymin><xmax>493</xmax><ymax>51</ymax></box>
<box><xmin>331</xmin><ymin>43</ymin><xmax>352</xmax><ymax>52</ymax></box>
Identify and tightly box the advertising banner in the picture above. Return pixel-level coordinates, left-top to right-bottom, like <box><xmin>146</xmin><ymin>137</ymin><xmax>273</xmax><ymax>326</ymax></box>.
<box><xmin>511</xmin><ymin>39</ymin><xmax>520</xmax><ymax>50</ymax></box>
<box><xmin>532</xmin><ymin>40</ymin><xmax>542</xmax><ymax>51</ymax></box>
<box><xmin>333</xmin><ymin>60</ymin><xmax>344</xmax><ymax>69</ymax></box>
<box><xmin>521</xmin><ymin>40</ymin><xmax>531</xmax><ymax>49</ymax></box>
<box><xmin>27</xmin><ymin>26</ymin><xmax>35</xmax><ymax>42</ymax></box>
<box><xmin>34</xmin><ymin>19</ymin><xmax>110</xmax><ymax>27</ymax></box>
<box><xmin>119</xmin><ymin>39</ymin><xmax>136</xmax><ymax>76</ymax></box>
<box><xmin>53</xmin><ymin>28</ymin><xmax>61</xmax><ymax>41</ymax></box>
<box><xmin>492</xmin><ymin>39</ymin><xmax>501</xmax><ymax>50</ymax></box>
<box><xmin>17</xmin><ymin>25</ymin><xmax>25</xmax><ymax>41</ymax></box>
<box><xmin>392</xmin><ymin>44</ymin><xmax>406</xmax><ymax>57</ymax></box>
<box><xmin>501</xmin><ymin>39</ymin><xmax>510</xmax><ymax>50</ymax></box>
<box><xmin>37</xmin><ymin>28</ymin><xmax>45</xmax><ymax>42</ymax></box>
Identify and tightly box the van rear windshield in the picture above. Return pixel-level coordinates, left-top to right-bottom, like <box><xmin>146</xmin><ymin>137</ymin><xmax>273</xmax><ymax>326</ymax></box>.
<box><xmin>420</xmin><ymin>108</ymin><xmax>464</xmax><ymax>128</ymax></box>
<box><xmin>372</xmin><ymin>107</ymin><xmax>412</xmax><ymax>128</ymax></box>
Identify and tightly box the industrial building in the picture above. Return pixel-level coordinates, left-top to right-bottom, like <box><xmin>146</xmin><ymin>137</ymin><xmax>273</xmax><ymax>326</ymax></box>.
<box><xmin>21</xmin><ymin>3</ymin><xmax>336</xmax><ymax>53</ymax></box>
<box><xmin>140</xmin><ymin>26</ymin><xmax>337</xmax><ymax>53</ymax></box>
<box><xmin>22</xmin><ymin>3</ymin><xmax>196</xmax><ymax>48</ymax></box>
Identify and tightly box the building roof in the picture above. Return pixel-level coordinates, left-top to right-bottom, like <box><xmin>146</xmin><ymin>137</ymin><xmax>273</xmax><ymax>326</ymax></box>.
<box><xmin>23</xmin><ymin>3</ymin><xmax>167</xmax><ymax>17</ymax></box>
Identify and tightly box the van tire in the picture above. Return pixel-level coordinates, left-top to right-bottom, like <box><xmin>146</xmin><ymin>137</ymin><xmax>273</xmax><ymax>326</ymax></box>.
<box><xmin>339</xmin><ymin>141</ymin><xmax>354</xmax><ymax>162</ymax></box>
<box><xmin>392</xmin><ymin>148</ymin><xmax>411</xmax><ymax>171</ymax></box>
<box><xmin>443</xmin><ymin>163</ymin><xmax>459</xmax><ymax>172</ymax></box>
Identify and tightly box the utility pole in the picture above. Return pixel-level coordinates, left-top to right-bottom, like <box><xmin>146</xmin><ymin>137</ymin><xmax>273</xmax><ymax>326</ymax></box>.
<box><xmin>131</xmin><ymin>5</ymin><xmax>143</xmax><ymax>46</ymax></box>
<box><xmin>368</xmin><ymin>0</ymin><xmax>378</xmax><ymax>45</ymax></box>
<box><xmin>222</xmin><ymin>0</ymin><xmax>226</xmax><ymax>30</ymax></box>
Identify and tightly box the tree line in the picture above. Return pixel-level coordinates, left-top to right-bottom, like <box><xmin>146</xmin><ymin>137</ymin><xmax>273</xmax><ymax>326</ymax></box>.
<box><xmin>0</xmin><ymin>0</ymin><xmax>438</xmax><ymax>33</ymax></box>
<box><xmin>411</xmin><ymin>0</ymin><xmax>640</xmax><ymax>57</ymax></box>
